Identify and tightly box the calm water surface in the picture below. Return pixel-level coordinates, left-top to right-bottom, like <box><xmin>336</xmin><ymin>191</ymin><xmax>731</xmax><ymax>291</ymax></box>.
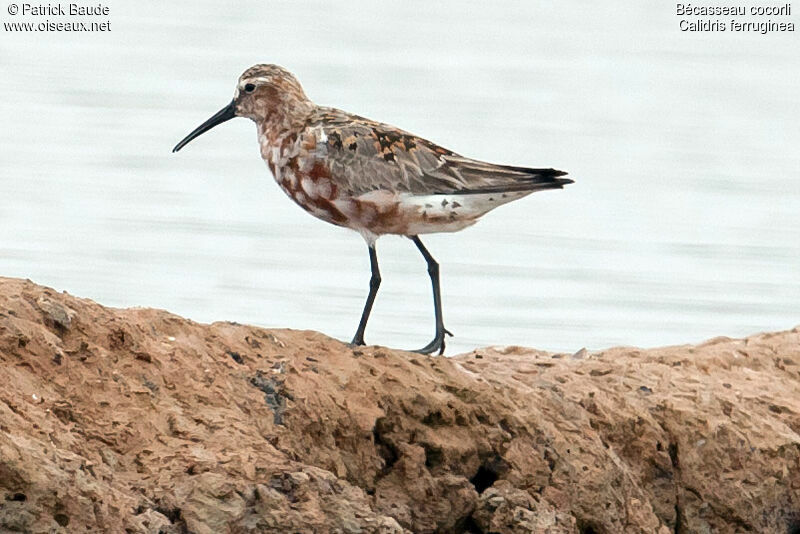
<box><xmin>1</xmin><ymin>2</ymin><xmax>798</xmax><ymax>353</ymax></box>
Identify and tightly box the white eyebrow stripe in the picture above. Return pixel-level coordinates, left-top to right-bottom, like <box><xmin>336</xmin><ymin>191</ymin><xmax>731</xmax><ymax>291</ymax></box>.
<box><xmin>239</xmin><ymin>77</ymin><xmax>271</xmax><ymax>89</ymax></box>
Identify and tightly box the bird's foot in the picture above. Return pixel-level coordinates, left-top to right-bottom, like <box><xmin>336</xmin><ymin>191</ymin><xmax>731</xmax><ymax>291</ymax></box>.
<box><xmin>349</xmin><ymin>333</ymin><xmax>367</xmax><ymax>349</ymax></box>
<box><xmin>349</xmin><ymin>340</ymin><xmax>366</xmax><ymax>349</ymax></box>
<box><xmin>413</xmin><ymin>327</ymin><xmax>453</xmax><ymax>356</ymax></box>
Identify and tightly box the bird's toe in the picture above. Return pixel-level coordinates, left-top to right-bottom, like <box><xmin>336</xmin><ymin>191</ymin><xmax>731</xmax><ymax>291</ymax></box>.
<box><xmin>412</xmin><ymin>328</ymin><xmax>451</xmax><ymax>356</ymax></box>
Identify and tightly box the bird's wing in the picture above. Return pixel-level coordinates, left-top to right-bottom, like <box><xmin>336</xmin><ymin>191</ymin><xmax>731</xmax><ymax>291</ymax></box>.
<box><xmin>307</xmin><ymin>108</ymin><xmax>571</xmax><ymax>197</ymax></box>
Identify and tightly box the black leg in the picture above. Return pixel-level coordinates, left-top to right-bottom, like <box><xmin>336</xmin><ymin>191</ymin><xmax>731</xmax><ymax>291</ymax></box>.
<box><xmin>351</xmin><ymin>244</ymin><xmax>381</xmax><ymax>346</ymax></box>
<box><xmin>410</xmin><ymin>236</ymin><xmax>452</xmax><ymax>355</ymax></box>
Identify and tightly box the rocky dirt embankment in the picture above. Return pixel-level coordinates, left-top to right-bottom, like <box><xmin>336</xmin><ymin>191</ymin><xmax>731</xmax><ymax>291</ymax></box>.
<box><xmin>1</xmin><ymin>277</ymin><xmax>799</xmax><ymax>533</ymax></box>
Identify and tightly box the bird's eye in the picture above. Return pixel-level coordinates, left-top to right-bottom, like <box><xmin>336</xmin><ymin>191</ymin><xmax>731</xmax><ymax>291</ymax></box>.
<box><xmin>244</xmin><ymin>83</ymin><xmax>256</xmax><ymax>93</ymax></box>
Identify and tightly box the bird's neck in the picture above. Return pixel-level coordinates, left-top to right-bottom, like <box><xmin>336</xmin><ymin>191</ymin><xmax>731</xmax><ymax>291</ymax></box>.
<box><xmin>257</xmin><ymin>110</ymin><xmax>310</xmax><ymax>169</ymax></box>
<box><xmin>258</xmin><ymin>98</ymin><xmax>314</xmax><ymax>146</ymax></box>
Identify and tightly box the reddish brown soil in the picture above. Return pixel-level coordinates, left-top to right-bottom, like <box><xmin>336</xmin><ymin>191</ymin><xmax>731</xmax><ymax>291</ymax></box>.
<box><xmin>1</xmin><ymin>277</ymin><xmax>799</xmax><ymax>533</ymax></box>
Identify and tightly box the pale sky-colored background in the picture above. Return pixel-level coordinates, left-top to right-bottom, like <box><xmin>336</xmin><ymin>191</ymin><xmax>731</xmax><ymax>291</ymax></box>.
<box><xmin>1</xmin><ymin>1</ymin><xmax>798</xmax><ymax>354</ymax></box>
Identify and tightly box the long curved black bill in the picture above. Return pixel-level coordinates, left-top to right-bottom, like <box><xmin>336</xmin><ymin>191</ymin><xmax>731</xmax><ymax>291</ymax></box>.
<box><xmin>172</xmin><ymin>100</ymin><xmax>236</xmax><ymax>153</ymax></box>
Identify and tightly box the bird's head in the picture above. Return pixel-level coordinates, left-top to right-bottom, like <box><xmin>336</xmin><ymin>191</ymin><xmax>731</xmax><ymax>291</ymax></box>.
<box><xmin>172</xmin><ymin>64</ymin><xmax>311</xmax><ymax>153</ymax></box>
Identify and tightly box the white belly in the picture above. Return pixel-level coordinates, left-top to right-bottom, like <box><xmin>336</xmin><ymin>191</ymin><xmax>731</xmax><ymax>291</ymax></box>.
<box><xmin>399</xmin><ymin>191</ymin><xmax>531</xmax><ymax>235</ymax></box>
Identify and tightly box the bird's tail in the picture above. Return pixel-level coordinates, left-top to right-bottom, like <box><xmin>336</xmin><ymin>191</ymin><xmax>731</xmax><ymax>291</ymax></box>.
<box><xmin>446</xmin><ymin>157</ymin><xmax>573</xmax><ymax>195</ymax></box>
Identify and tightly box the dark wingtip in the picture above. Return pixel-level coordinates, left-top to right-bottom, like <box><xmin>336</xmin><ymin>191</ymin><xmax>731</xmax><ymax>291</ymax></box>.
<box><xmin>543</xmin><ymin>169</ymin><xmax>573</xmax><ymax>188</ymax></box>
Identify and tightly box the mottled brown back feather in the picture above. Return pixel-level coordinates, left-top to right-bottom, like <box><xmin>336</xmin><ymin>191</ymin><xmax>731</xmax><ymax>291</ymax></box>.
<box><xmin>305</xmin><ymin>107</ymin><xmax>571</xmax><ymax>196</ymax></box>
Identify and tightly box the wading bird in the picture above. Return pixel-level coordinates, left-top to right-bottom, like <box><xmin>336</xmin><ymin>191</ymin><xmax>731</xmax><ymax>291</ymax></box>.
<box><xmin>173</xmin><ymin>64</ymin><xmax>572</xmax><ymax>354</ymax></box>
